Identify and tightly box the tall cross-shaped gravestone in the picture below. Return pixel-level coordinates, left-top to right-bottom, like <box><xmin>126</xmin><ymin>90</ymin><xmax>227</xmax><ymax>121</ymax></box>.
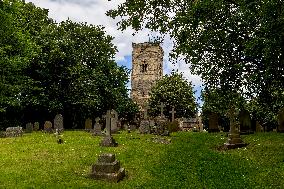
<box><xmin>158</xmin><ymin>103</ymin><xmax>166</xmax><ymax>118</ymax></box>
<box><xmin>224</xmin><ymin>106</ymin><xmax>246</xmax><ymax>149</ymax></box>
<box><xmin>100</xmin><ymin>110</ymin><xmax>118</xmax><ymax>147</ymax></box>
<box><xmin>169</xmin><ymin>106</ymin><xmax>176</xmax><ymax>122</ymax></box>
<box><xmin>143</xmin><ymin>105</ymin><xmax>149</xmax><ymax>119</ymax></box>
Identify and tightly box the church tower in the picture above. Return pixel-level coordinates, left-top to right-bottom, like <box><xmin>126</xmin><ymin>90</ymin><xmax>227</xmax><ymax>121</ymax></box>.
<box><xmin>131</xmin><ymin>42</ymin><xmax>163</xmax><ymax>109</ymax></box>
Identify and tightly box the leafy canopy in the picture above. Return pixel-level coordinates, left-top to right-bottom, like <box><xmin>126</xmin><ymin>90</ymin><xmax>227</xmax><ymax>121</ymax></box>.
<box><xmin>148</xmin><ymin>72</ymin><xmax>197</xmax><ymax>118</ymax></box>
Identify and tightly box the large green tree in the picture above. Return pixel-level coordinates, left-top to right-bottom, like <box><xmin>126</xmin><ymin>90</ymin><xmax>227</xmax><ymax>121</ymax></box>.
<box><xmin>148</xmin><ymin>72</ymin><xmax>197</xmax><ymax>119</ymax></box>
<box><xmin>108</xmin><ymin>0</ymin><xmax>284</xmax><ymax>116</ymax></box>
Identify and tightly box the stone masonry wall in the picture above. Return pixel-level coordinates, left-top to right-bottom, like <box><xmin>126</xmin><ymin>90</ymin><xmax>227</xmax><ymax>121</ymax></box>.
<box><xmin>131</xmin><ymin>42</ymin><xmax>163</xmax><ymax>110</ymax></box>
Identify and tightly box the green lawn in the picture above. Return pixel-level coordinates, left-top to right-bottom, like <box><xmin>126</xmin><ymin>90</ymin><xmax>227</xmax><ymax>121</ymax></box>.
<box><xmin>0</xmin><ymin>131</ymin><xmax>283</xmax><ymax>188</ymax></box>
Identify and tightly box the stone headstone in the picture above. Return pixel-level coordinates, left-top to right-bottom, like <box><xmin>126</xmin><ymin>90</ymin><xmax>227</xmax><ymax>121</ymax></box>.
<box><xmin>33</xmin><ymin>122</ymin><xmax>40</xmax><ymax>131</ymax></box>
<box><xmin>92</xmin><ymin>117</ymin><xmax>102</xmax><ymax>136</ymax></box>
<box><xmin>139</xmin><ymin>120</ymin><xmax>150</xmax><ymax>134</ymax></box>
<box><xmin>54</xmin><ymin>114</ymin><xmax>64</xmax><ymax>132</ymax></box>
<box><xmin>110</xmin><ymin>110</ymin><xmax>118</xmax><ymax>133</ymax></box>
<box><xmin>277</xmin><ymin>107</ymin><xmax>284</xmax><ymax>132</ymax></box>
<box><xmin>239</xmin><ymin>110</ymin><xmax>252</xmax><ymax>134</ymax></box>
<box><xmin>208</xmin><ymin>113</ymin><xmax>219</xmax><ymax>132</ymax></box>
<box><xmin>158</xmin><ymin>103</ymin><xmax>166</xmax><ymax>118</ymax></box>
<box><xmin>154</xmin><ymin>116</ymin><xmax>168</xmax><ymax>135</ymax></box>
<box><xmin>44</xmin><ymin>121</ymin><xmax>53</xmax><ymax>133</ymax></box>
<box><xmin>224</xmin><ymin>107</ymin><xmax>246</xmax><ymax>149</ymax></box>
<box><xmin>169</xmin><ymin>106</ymin><xmax>176</xmax><ymax>122</ymax></box>
<box><xmin>100</xmin><ymin>110</ymin><xmax>118</xmax><ymax>147</ymax></box>
<box><xmin>25</xmin><ymin>122</ymin><xmax>33</xmax><ymax>133</ymax></box>
<box><xmin>255</xmin><ymin>121</ymin><xmax>264</xmax><ymax>132</ymax></box>
<box><xmin>5</xmin><ymin>127</ymin><xmax>23</xmax><ymax>137</ymax></box>
<box><xmin>85</xmin><ymin>118</ymin><xmax>92</xmax><ymax>131</ymax></box>
<box><xmin>90</xmin><ymin>153</ymin><xmax>125</xmax><ymax>182</ymax></box>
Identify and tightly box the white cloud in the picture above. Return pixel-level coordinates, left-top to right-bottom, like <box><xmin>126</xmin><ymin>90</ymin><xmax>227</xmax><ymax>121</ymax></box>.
<box><xmin>27</xmin><ymin>0</ymin><xmax>203</xmax><ymax>96</ymax></box>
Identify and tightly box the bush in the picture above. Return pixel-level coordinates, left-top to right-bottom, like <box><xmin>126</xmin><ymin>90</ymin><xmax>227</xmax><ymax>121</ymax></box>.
<box><xmin>166</xmin><ymin>120</ymin><xmax>180</xmax><ymax>133</ymax></box>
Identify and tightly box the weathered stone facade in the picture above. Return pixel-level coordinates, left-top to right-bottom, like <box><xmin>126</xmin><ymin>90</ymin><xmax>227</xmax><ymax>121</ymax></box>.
<box><xmin>131</xmin><ymin>42</ymin><xmax>163</xmax><ymax>109</ymax></box>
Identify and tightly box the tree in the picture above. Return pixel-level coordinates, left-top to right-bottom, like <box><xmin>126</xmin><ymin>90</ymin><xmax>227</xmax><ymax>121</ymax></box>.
<box><xmin>148</xmin><ymin>72</ymin><xmax>197</xmax><ymax>119</ymax></box>
<box><xmin>108</xmin><ymin>0</ymin><xmax>284</xmax><ymax>113</ymax></box>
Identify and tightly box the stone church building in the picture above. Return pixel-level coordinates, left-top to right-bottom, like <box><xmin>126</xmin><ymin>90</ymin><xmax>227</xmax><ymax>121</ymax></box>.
<box><xmin>130</xmin><ymin>42</ymin><xmax>163</xmax><ymax>110</ymax></box>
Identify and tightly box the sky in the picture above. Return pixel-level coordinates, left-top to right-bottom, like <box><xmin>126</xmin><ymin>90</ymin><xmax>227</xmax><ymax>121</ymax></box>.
<box><xmin>26</xmin><ymin>0</ymin><xmax>204</xmax><ymax>108</ymax></box>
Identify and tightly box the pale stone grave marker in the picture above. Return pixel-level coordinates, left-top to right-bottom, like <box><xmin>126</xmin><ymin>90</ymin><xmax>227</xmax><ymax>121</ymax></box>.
<box><xmin>110</xmin><ymin>110</ymin><xmax>118</xmax><ymax>133</ymax></box>
<box><xmin>100</xmin><ymin>110</ymin><xmax>118</xmax><ymax>147</ymax></box>
<box><xmin>54</xmin><ymin>114</ymin><xmax>64</xmax><ymax>132</ymax></box>
<box><xmin>169</xmin><ymin>106</ymin><xmax>176</xmax><ymax>122</ymax></box>
<box><xmin>5</xmin><ymin>127</ymin><xmax>23</xmax><ymax>137</ymax></box>
<box><xmin>93</xmin><ymin>117</ymin><xmax>102</xmax><ymax>136</ymax></box>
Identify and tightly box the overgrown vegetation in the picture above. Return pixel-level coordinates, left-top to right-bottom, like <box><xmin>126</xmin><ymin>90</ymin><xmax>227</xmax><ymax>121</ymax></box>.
<box><xmin>0</xmin><ymin>131</ymin><xmax>283</xmax><ymax>188</ymax></box>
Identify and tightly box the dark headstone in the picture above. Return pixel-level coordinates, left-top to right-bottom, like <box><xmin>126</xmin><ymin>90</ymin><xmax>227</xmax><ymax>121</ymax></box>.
<box><xmin>85</xmin><ymin>118</ymin><xmax>92</xmax><ymax>131</ymax></box>
<box><xmin>90</xmin><ymin>153</ymin><xmax>125</xmax><ymax>182</ymax></box>
<box><xmin>278</xmin><ymin>107</ymin><xmax>284</xmax><ymax>132</ymax></box>
<box><xmin>239</xmin><ymin>110</ymin><xmax>252</xmax><ymax>134</ymax></box>
<box><xmin>44</xmin><ymin>121</ymin><xmax>53</xmax><ymax>133</ymax></box>
<box><xmin>208</xmin><ymin>113</ymin><xmax>219</xmax><ymax>132</ymax></box>
<box><xmin>54</xmin><ymin>114</ymin><xmax>64</xmax><ymax>132</ymax></box>
<box><xmin>255</xmin><ymin>121</ymin><xmax>264</xmax><ymax>132</ymax></box>
<box><xmin>5</xmin><ymin>127</ymin><xmax>23</xmax><ymax>137</ymax></box>
<box><xmin>25</xmin><ymin>122</ymin><xmax>33</xmax><ymax>133</ymax></box>
<box><xmin>100</xmin><ymin>136</ymin><xmax>118</xmax><ymax>147</ymax></box>
<box><xmin>33</xmin><ymin>122</ymin><xmax>40</xmax><ymax>131</ymax></box>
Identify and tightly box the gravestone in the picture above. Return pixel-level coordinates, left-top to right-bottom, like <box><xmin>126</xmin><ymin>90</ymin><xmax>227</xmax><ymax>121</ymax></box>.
<box><xmin>33</xmin><ymin>122</ymin><xmax>40</xmax><ymax>131</ymax></box>
<box><xmin>25</xmin><ymin>122</ymin><xmax>33</xmax><ymax>133</ymax></box>
<box><xmin>239</xmin><ymin>110</ymin><xmax>252</xmax><ymax>134</ymax></box>
<box><xmin>44</xmin><ymin>121</ymin><xmax>53</xmax><ymax>133</ymax></box>
<box><xmin>110</xmin><ymin>110</ymin><xmax>118</xmax><ymax>133</ymax></box>
<box><xmin>90</xmin><ymin>153</ymin><xmax>125</xmax><ymax>182</ymax></box>
<box><xmin>139</xmin><ymin>120</ymin><xmax>150</xmax><ymax>134</ymax></box>
<box><xmin>198</xmin><ymin>116</ymin><xmax>203</xmax><ymax>131</ymax></box>
<box><xmin>158</xmin><ymin>103</ymin><xmax>166</xmax><ymax>118</ymax></box>
<box><xmin>255</xmin><ymin>121</ymin><xmax>264</xmax><ymax>132</ymax></box>
<box><xmin>208</xmin><ymin>113</ymin><xmax>219</xmax><ymax>132</ymax></box>
<box><xmin>100</xmin><ymin>110</ymin><xmax>118</xmax><ymax>147</ymax></box>
<box><xmin>85</xmin><ymin>118</ymin><xmax>92</xmax><ymax>131</ymax></box>
<box><xmin>277</xmin><ymin>107</ymin><xmax>284</xmax><ymax>132</ymax></box>
<box><xmin>92</xmin><ymin>117</ymin><xmax>102</xmax><ymax>136</ymax></box>
<box><xmin>5</xmin><ymin>127</ymin><xmax>23</xmax><ymax>137</ymax></box>
<box><xmin>224</xmin><ymin>107</ymin><xmax>246</xmax><ymax>149</ymax></box>
<box><xmin>154</xmin><ymin>116</ymin><xmax>168</xmax><ymax>135</ymax></box>
<box><xmin>169</xmin><ymin>106</ymin><xmax>176</xmax><ymax>122</ymax></box>
<box><xmin>54</xmin><ymin>114</ymin><xmax>64</xmax><ymax>132</ymax></box>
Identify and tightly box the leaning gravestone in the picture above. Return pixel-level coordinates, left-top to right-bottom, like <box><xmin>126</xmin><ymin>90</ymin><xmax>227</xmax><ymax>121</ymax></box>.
<box><xmin>239</xmin><ymin>110</ymin><xmax>252</xmax><ymax>134</ymax></box>
<box><xmin>44</xmin><ymin>121</ymin><xmax>53</xmax><ymax>133</ymax></box>
<box><xmin>92</xmin><ymin>117</ymin><xmax>102</xmax><ymax>136</ymax></box>
<box><xmin>85</xmin><ymin>118</ymin><xmax>92</xmax><ymax>131</ymax></box>
<box><xmin>54</xmin><ymin>114</ymin><xmax>64</xmax><ymax>133</ymax></box>
<box><xmin>208</xmin><ymin>113</ymin><xmax>219</xmax><ymax>132</ymax></box>
<box><xmin>5</xmin><ymin>127</ymin><xmax>23</xmax><ymax>137</ymax></box>
<box><xmin>33</xmin><ymin>122</ymin><xmax>40</xmax><ymax>131</ymax></box>
<box><xmin>277</xmin><ymin>107</ymin><xmax>284</xmax><ymax>132</ymax></box>
<box><xmin>25</xmin><ymin>122</ymin><xmax>33</xmax><ymax>133</ymax></box>
<box><xmin>90</xmin><ymin>153</ymin><xmax>125</xmax><ymax>182</ymax></box>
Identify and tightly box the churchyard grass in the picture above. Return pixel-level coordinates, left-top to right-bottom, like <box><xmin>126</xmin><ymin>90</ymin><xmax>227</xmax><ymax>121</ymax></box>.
<box><xmin>0</xmin><ymin>131</ymin><xmax>283</xmax><ymax>188</ymax></box>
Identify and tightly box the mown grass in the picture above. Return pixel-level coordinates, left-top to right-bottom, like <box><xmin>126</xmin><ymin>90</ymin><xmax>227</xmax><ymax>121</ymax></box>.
<box><xmin>0</xmin><ymin>131</ymin><xmax>283</xmax><ymax>188</ymax></box>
